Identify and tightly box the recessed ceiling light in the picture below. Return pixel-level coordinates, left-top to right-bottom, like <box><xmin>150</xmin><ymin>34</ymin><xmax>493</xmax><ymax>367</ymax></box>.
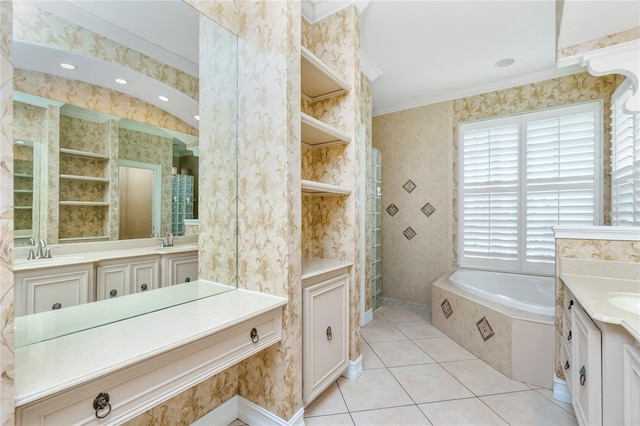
<box><xmin>115</xmin><ymin>78</ymin><xmax>128</xmax><ymax>85</ymax></box>
<box><xmin>59</xmin><ymin>63</ymin><xmax>77</xmax><ymax>70</ymax></box>
<box><xmin>194</xmin><ymin>115</ymin><xmax>200</xmax><ymax>121</ymax></box>
<box><xmin>495</xmin><ymin>58</ymin><xmax>515</xmax><ymax>68</ymax></box>
<box><xmin>158</xmin><ymin>95</ymin><xmax>170</xmax><ymax>102</ymax></box>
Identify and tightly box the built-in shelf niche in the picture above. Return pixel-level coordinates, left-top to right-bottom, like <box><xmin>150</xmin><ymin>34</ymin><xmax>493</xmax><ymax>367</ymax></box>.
<box><xmin>301</xmin><ymin>179</ymin><xmax>351</xmax><ymax>196</ymax></box>
<box><xmin>301</xmin><ymin>46</ymin><xmax>351</xmax><ymax>102</ymax></box>
<box><xmin>301</xmin><ymin>112</ymin><xmax>351</xmax><ymax>148</ymax></box>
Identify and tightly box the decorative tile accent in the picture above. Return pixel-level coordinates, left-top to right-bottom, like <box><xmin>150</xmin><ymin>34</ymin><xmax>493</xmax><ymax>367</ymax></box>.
<box><xmin>476</xmin><ymin>316</ymin><xmax>495</xmax><ymax>341</ymax></box>
<box><xmin>403</xmin><ymin>226</ymin><xmax>416</xmax><ymax>240</ymax></box>
<box><xmin>421</xmin><ymin>202</ymin><xmax>436</xmax><ymax>217</ymax></box>
<box><xmin>386</xmin><ymin>203</ymin><xmax>399</xmax><ymax>216</ymax></box>
<box><xmin>402</xmin><ymin>179</ymin><xmax>416</xmax><ymax>193</ymax></box>
<box><xmin>441</xmin><ymin>299</ymin><xmax>453</xmax><ymax>318</ymax></box>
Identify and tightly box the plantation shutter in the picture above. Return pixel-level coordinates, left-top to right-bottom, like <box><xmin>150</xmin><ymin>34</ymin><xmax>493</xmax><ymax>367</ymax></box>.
<box><xmin>525</xmin><ymin>108</ymin><xmax>598</xmax><ymax>266</ymax></box>
<box><xmin>461</xmin><ymin>122</ymin><xmax>519</xmax><ymax>270</ymax></box>
<box><xmin>611</xmin><ymin>79</ymin><xmax>640</xmax><ymax>226</ymax></box>
<box><xmin>459</xmin><ymin>102</ymin><xmax>600</xmax><ymax>274</ymax></box>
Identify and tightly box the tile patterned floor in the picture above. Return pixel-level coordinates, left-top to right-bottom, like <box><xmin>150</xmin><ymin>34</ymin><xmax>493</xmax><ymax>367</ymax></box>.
<box><xmin>303</xmin><ymin>302</ymin><xmax>578</xmax><ymax>426</ymax></box>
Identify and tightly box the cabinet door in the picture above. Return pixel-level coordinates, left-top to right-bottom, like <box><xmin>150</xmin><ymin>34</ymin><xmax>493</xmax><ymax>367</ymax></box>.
<box><xmin>165</xmin><ymin>255</ymin><xmax>198</xmax><ymax>286</ymax></box>
<box><xmin>130</xmin><ymin>259</ymin><xmax>159</xmax><ymax>294</ymax></box>
<box><xmin>572</xmin><ymin>304</ymin><xmax>602</xmax><ymax>426</ymax></box>
<box><xmin>97</xmin><ymin>263</ymin><xmax>130</xmax><ymax>300</ymax></box>
<box><xmin>23</xmin><ymin>270</ymin><xmax>91</xmax><ymax>315</ymax></box>
<box><xmin>303</xmin><ymin>274</ymin><xmax>349</xmax><ymax>404</ymax></box>
<box><xmin>624</xmin><ymin>344</ymin><xmax>640</xmax><ymax>425</ymax></box>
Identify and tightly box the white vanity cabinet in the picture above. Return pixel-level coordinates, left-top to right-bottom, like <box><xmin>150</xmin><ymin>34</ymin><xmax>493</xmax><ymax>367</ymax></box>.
<box><xmin>623</xmin><ymin>344</ymin><xmax>640</xmax><ymax>425</ymax></box>
<box><xmin>14</xmin><ymin>264</ymin><xmax>94</xmax><ymax>316</ymax></box>
<box><xmin>161</xmin><ymin>251</ymin><xmax>198</xmax><ymax>286</ymax></box>
<box><xmin>302</xmin><ymin>265</ymin><xmax>349</xmax><ymax>404</ymax></box>
<box><xmin>97</xmin><ymin>256</ymin><xmax>159</xmax><ymax>300</ymax></box>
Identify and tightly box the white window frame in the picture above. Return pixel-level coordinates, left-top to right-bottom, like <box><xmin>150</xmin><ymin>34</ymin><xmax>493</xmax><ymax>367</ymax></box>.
<box><xmin>458</xmin><ymin>101</ymin><xmax>603</xmax><ymax>275</ymax></box>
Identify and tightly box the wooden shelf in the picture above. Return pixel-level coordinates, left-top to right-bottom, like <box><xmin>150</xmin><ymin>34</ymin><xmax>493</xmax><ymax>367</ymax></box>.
<box><xmin>301</xmin><ymin>179</ymin><xmax>351</xmax><ymax>196</ymax></box>
<box><xmin>14</xmin><ymin>173</ymin><xmax>33</xmax><ymax>178</ymax></box>
<box><xmin>59</xmin><ymin>201</ymin><xmax>109</xmax><ymax>206</ymax></box>
<box><xmin>14</xmin><ymin>190</ymin><xmax>33</xmax><ymax>193</ymax></box>
<box><xmin>301</xmin><ymin>46</ymin><xmax>351</xmax><ymax>102</ymax></box>
<box><xmin>60</xmin><ymin>174</ymin><xmax>110</xmax><ymax>183</ymax></box>
<box><xmin>301</xmin><ymin>113</ymin><xmax>351</xmax><ymax>148</ymax></box>
<box><xmin>14</xmin><ymin>206</ymin><xmax>33</xmax><ymax>210</ymax></box>
<box><xmin>59</xmin><ymin>148</ymin><xmax>109</xmax><ymax>160</ymax></box>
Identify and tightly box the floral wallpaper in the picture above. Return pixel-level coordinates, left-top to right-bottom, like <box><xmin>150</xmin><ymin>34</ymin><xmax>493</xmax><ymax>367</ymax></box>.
<box><xmin>13</xmin><ymin>1</ymin><xmax>198</xmax><ymax>101</ymax></box>
<box><xmin>0</xmin><ymin>1</ymin><xmax>14</xmax><ymax>424</ymax></box>
<box><xmin>13</xmin><ymin>103</ymin><xmax>43</xmax><ymax>143</ymax></box>
<box><xmin>558</xmin><ymin>26</ymin><xmax>640</xmax><ymax>60</ymax></box>
<box><xmin>554</xmin><ymin>238</ymin><xmax>640</xmax><ymax>380</ymax></box>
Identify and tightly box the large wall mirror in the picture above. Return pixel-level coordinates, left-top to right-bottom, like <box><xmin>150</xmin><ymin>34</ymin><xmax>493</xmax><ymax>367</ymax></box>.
<box><xmin>12</xmin><ymin>0</ymin><xmax>238</xmax><ymax>339</ymax></box>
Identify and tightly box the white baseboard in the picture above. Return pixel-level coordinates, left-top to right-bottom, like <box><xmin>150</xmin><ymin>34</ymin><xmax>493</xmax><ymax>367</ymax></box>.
<box><xmin>191</xmin><ymin>396</ymin><xmax>237</xmax><ymax>426</ymax></box>
<box><xmin>553</xmin><ymin>374</ymin><xmax>572</xmax><ymax>404</ymax></box>
<box><xmin>192</xmin><ymin>395</ymin><xmax>304</xmax><ymax>426</ymax></box>
<box><xmin>361</xmin><ymin>309</ymin><xmax>373</xmax><ymax>326</ymax></box>
<box><xmin>342</xmin><ymin>355</ymin><xmax>363</xmax><ymax>381</ymax></box>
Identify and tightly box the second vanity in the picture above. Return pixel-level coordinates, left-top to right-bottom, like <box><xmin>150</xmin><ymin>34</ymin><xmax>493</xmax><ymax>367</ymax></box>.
<box><xmin>14</xmin><ymin>236</ymin><xmax>199</xmax><ymax>316</ymax></box>
<box><xmin>558</xmin><ymin>258</ymin><xmax>640</xmax><ymax>426</ymax></box>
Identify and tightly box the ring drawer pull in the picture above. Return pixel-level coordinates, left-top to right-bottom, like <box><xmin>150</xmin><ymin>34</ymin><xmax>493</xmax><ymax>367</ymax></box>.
<box><xmin>185</xmin><ymin>277</ymin><xmax>191</xmax><ymax>282</ymax></box>
<box><xmin>568</xmin><ymin>299</ymin><xmax>573</xmax><ymax>310</ymax></box>
<box><xmin>110</xmin><ymin>289</ymin><xmax>117</xmax><ymax>298</ymax></box>
<box><xmin>579</xmin><ymin>366</ymin><xmax>586</xmax><ymax>386</ymax></box>
<box><xmin>52</xmin><ymin>302</ymin><xmax>62</xmax><ymax>310</ymax></box>
<box><xmin>564</xmin><ymin>361</ymin><xmax>570</xmax><ymax>370</ymax></box>
<box><xmin>93</xmin><ymin>392</ymin><xmax>112</xmax><ymax>419</ymax></box>
<box><xmin>326</xmin><ymin>326</ymin><xmax>333</xmax><ymax>341</ymax></box>
<box><xmin>567</xmin><ymin>330</ymin><xmax>572</xmax><ymax>341</ymax></box>
<box><xmin>250</xmin><ymin>327</ymin><xmax>259</xmax><ymax>344</ymax></box>
<box><xmin>141</xmin><ymin>283</ymin><xmax>148</xmax><ymax>291</ymax></box>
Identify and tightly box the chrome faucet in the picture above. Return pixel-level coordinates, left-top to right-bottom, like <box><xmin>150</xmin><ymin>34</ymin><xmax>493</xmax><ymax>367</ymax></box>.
<box><xmin>159</xmin><ymin>233</ymin><xmax>174</xmax><ymax>248</ymax></box>
<box><xmin>34</xmin><ymin>240</ymin><xmax>52</xmax><ymax>259</ymax></box>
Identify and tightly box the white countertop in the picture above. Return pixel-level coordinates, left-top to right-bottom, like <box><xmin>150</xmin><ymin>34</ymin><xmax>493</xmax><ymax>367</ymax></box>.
<box><xmin>302</xmin><ymin>258</ymin><xmax>352</xmax><ymax>280</ymax></box>
<box><xmin>15</xmin><ymin>283</ymin><xmax>287</xmax><ymax>406</ymax></box>
<box><xmin>560</xmin><ymin>273</ymin><xmax>640</xmax><ymax>342</ymax></box>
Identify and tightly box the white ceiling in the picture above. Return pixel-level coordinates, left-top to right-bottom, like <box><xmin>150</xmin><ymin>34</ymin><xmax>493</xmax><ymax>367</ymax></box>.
<box><xmin>354</xmin><ymin>0</ymin><xmax>640</xmax><ymax>116</ymax></box>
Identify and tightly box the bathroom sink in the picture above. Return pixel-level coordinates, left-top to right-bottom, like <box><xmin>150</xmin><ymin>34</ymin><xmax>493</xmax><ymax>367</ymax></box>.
<box><xmin>15</xmin><ymin>255</ymin><xmax>86</xmax><ymax>266</ymax></box>
<box><xmin>605</xmin><ymin>292</ymin><xmax>640</xmax><ymax>315</ymax></box>
<box><xmin>155</xmin><ymin>244</ymin><xmax>198</xmax><ymax>252</ymax></box>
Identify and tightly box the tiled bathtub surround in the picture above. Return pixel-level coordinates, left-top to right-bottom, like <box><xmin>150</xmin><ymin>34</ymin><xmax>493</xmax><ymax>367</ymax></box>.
<box><xmin>432</xmin><ymin>271</ymin><xmax>555</xmax><ymax>389</ymax></box>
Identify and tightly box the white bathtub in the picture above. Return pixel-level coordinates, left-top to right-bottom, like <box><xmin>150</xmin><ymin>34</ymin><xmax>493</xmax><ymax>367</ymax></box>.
<box><xmin>448</xmin><ymin>268</ymin><xmax>555</xmax><ymax>316</ymax></box>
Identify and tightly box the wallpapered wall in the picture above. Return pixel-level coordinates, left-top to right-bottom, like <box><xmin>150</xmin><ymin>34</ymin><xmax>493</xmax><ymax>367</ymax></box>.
<box><xmin>373</xmin><ymin>72</ymin><xmax>620</xmax><ymax>307</ymax></box>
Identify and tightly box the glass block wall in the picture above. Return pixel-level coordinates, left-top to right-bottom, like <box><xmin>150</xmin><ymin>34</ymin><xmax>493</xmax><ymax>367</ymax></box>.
<box><xmin>371</xmin><ymin>148</ymin><xmax>382</xmax><ymax>310</ymax></box>
<box><xmin>172</xmin><ymin>174</ymin><xmax>194</xmax><ymax>236</ymax></box>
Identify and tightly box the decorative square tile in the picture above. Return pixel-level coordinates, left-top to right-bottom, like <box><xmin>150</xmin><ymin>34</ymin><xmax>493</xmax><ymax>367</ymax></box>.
<box><xmin>403</xmin><ymin>226</ymin><xmax>416</xmax><ymax>240</ymax></box>
<box><xmin>441</xmin><ymin>299</ymin><xmax>453</xmax><ymax>318</ymax></box>
<box><xmin>386</xmin><ymin>203</ymin><xmax>399</xmax><ymax>217</ymax></box>
<box><xmin>476</xmin><ymin>316</ymin><xmax>495</xmax><ymax>341</ymax></box>
<box><xmin>421</xmin><ymin>202</ymin><xmax>436</xmax><ymax>217</ymax></box>
<box><xmin>402</xmin><ymin>179</ymin><xmax>417</xmax><ymax>193</ymax></box>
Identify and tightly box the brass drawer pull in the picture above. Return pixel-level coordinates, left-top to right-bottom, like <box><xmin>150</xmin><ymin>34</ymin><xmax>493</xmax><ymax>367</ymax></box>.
<box><xmin>250</xmin><ymin>327</ymin><xmax>259</xmax><ymax>343</ymax></box>
<box><xmin>326</xmin><ymin>326</ymin><xmax>333</xmax><ymax>341</ymax></box>
<box><xmin>93</xmin><ymin>392</ymin><xmax>112</xmax><ymax>419</ymax></box>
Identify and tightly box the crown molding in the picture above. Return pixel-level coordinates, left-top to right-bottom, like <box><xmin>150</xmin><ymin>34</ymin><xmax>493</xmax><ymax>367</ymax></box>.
<box><xmin>360</xmin><ymin>51</ymin><xmax>382</xmax><ymax>82</ymax></box>
<box><xmin>13</xmin><ymin>91</ymin><xmax>64</xmax><ymax>109</ymax></box>
<box><xmin>302</xmin><ymin>0</ymin><xmax>370</xmax><ymax>23</ymax></box>
<box><xmin>372</xmin><ymin>64</ymin><xmax>585</xmax><ymax>117</ymax></box>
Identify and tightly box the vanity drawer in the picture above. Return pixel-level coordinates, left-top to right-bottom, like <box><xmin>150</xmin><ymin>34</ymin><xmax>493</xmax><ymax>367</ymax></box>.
<box><xmin>16</xmin><ymin>308</ymin><xmax>283</xmax><ymax>425</ymax></box>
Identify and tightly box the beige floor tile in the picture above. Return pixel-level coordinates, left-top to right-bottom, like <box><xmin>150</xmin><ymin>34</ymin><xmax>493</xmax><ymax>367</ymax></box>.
<box><xmin>378</xmin><ymin>307</ymin><xmax>425</xmax><ymax>323</ymax></box>
<box><xmin>304</xmin><ymin>413</ymin><xmax>354</xmax><ymax>425</ymax></box>
<box><xmin>413</xmin><ymin>337</ymin><xmax>477</xmax><ymax>362</ymax></box>
<box><xmin>441</xmin><ymin>359</ymin><xmax>529</xmax><ymax>396</ymax></box>
<box><xmin>389</xmin><ymin>364</ymin><xmax>474</xmax><ymax>403</ymax></box>
<box><xmin>535</xmin><ymin>388</ymin><xmax>575</xmax><ymax>416</ymax></box>
<box><xmin>419</xmin><ymin>398</ymin><xmax>508</xmax><ymax>425</ymax></box>
<box><xmin>369</xmin><ymin>339</ymin><xmax>435</xmax><ymax>367</ymax></box>
<box><xmin>305</xmin><ymin>382</ymin><xmax>348</xmax><ymax>417</ymax></box>
<box><xmin>359</xmin><ymin>318</ymin><xmax>408</xmax><ymax>343</ymax></box>
<box><xmin>337</xmin><ymin>369</ymin><xmax>413</xmax><ymax>412</ymax></box>
<box><xmin>351</xmin><ymin>405</ymin><xmax>430</xmax><ymax>426</ymax></box>
<box><xmin>361</xmin><ymin>341</ymin><xmax>385</xmax><ymax>369</ymax></box>
<box><xmin>394</xmin><ymin>320</ymin><xmax>445</xmax><ymax>339</ymax></box>
<box><xmin>481</xmin><ymin>390</ymin><xmax>578</xmax><ymax>425</ymax></box>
